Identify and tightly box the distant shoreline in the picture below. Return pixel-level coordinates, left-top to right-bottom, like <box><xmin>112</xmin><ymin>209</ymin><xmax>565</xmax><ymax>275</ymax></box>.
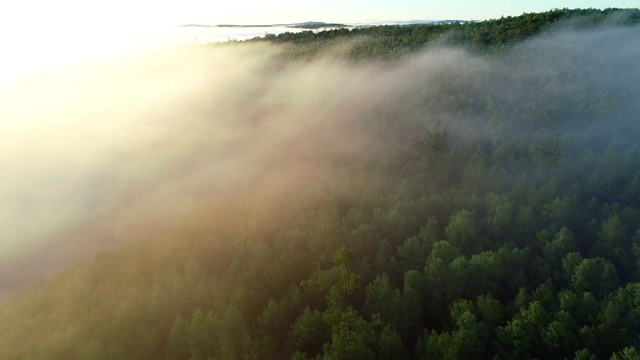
<box><xmin>178</xmin><ymin>21</ymin><xmax>350</xmax><ymax>30</ymax></box>
<box><xmin>177</xmin><ymin>20</ymin><xmax>474</xmax><ymax>31</ymax></box>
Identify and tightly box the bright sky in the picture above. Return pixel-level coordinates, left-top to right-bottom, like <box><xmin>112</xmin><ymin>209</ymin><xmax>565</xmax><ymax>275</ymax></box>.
<box><xmin>1</xmin><ymin>0</ymin><xmax>638</xmax><ymax>29</ymax></box>
<box><xmin>0</xmin><ymin>1</ymin><xmax>637</xmax><ymax>87</ymax></box>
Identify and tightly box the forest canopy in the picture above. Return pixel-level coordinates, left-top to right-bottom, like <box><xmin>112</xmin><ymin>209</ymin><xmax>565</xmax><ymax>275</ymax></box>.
<box><xmin>2</xmin><ymin>8</ymin><xmax>640</xmax><ymax>360</ymax></box>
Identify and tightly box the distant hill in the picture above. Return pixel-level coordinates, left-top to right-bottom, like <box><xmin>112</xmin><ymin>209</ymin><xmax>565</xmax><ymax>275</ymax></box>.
<box><xmin>178</xmin><ymin>21</ymin><xmax>348</xmax><ymax>29</ymax></box>
<box><xmin>288</xmin><ymin>21</ymin><xmax>349</xmax><ymax>29</ymax></box>
<box><xmin>177</xmin><ymin>24</ymin><xmax>212</xmax><ymax>27</ymax></box>
<box><xmin>176</xmin><ymin>20</ymin><xmax>480</xmax><ymax>29</ymax></box>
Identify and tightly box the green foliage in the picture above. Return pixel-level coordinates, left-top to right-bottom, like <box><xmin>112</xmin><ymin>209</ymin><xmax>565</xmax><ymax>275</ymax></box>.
<box><xmin>328</xmin><ymin>247</ymin><xmax>361</xmax><ymax>308</ymax></box>
<box><xmin>166</xmin><ymin>315</ymin><xmax>189</xmax><ymax>359</ymax></box>
<box><xmin>378</xmin><ymin>324</ymin><xmax>404</xmax><ymax>358</ymax></box>
<box><xmin>415</xmin><ymin>119</ymin><xmax>450</xmax><ymax>170</ymax></box>
<box><xmin>611</xmin><ymin>347</ymin><xmax>640</xmax><ymax>360</ymax></box>
<box><xmin>537</xmin><ymin>135</ymin><xmax>562</xmax><ymax>170</ymax></box>
<box><xmin>322</xmin><ymin>308</ymin><xmax>377</xmax><ymax>360</ymax></box>
<box><xmin>290</xmin><ymin>307</ymin><xmax>329</xmax><ymax>356</ymax></box>
<box><xmin>571</xmin><ymin>257</ymin><xmax>620</xmax><ymax>299</ymax></box>
<box><xmin>445</xmin><ymin>210</ymin><xmax>482</xmax><ymax>254</ymax></box>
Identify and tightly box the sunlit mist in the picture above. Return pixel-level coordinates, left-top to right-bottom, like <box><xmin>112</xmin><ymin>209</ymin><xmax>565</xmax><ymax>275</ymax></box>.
<box><xmin>2</xmin><ymin>7</ymin><xmax>640</xmax><ymax>359</ymax></box>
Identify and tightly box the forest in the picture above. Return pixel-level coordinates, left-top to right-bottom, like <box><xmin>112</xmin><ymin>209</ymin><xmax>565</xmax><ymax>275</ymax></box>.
<box><xmin>2</xmin><ymin>8</ymin><xmax>640</xmax><ymax>360</ymax></box>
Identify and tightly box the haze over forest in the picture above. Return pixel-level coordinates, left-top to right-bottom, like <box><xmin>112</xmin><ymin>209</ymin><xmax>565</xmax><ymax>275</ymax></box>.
<box><xmin>2</xmin><ymin>7</ymin><xmax>640</xmax><ymax>360</ymax></box>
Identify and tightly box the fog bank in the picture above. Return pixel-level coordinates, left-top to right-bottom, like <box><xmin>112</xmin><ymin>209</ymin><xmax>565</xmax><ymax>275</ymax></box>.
<box><xmin>2</xmin><ymin>24</ymin><xmax>640</xmax><ymax>300</ymax></box>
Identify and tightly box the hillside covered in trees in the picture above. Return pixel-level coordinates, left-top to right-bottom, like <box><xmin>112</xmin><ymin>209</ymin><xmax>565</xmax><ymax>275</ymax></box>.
<box><xmin>249</xmin><ymin>8</ymin><xmax>640</xmax><ymax>60</ymax></box>
<box><xmin>2</xmin><ymin>8</ymin><xmax>640</xmax><ymax>360</ymax></box>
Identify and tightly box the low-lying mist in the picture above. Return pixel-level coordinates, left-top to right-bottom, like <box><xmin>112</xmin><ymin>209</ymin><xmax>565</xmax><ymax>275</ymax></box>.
<box><xmin>1</xmin><ymin>24</ymin><xmax>639</xmax><ymax>301</ymax></box>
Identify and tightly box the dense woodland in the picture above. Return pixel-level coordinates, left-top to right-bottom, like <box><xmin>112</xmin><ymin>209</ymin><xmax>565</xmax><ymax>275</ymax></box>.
<box><xmin>3</xmin><ymin>8</ymin><xmax>640</xmax><ymax>359</ymax></box>
<box><xmin>250</xmin><ymin>8</ymin><xmax>640</xmax><ymax>60</ymax></box>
